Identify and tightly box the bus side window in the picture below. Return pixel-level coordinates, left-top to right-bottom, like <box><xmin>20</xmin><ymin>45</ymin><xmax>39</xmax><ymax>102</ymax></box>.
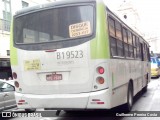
<box><xmin>115</xmin><ymin>21</ymin><xmax>123</xmax><ymax>57</ymax></box>
<box><xmin>132</xmin><ymin>34</ymin><xmax>136</xmax><ymax>58</ymax></box>
<box><xmin>123</xmin><ymin>28</ymin><xmax>128</xmax><ymax>43</ymax></box>
<box><xmin>123</xmin><ymin>28</ymin><xmax>129</xmax><ymax>57</ymax></box>
<box><xmin>117</xmin><ymin>40</ymin><xmax>123</xmax><ymax>57</ymax></box>
<box><xmin>144</xmin><ymin>43</ymin><xmax>147</xmax><ymax>61</ymax></box>
<box><xmin>139</xmin><ymin>42</ymin><xmax>144</xmax><ymax>61</ymax></box>
<box><xmin>136</xmin><ymin>37</ymin><xmax>140</xmax><ymax>59</ymax></box>
<box><xmin>128</xmin><ymin>31</ymin><xmax>133</xmax><ymax>58</ymax></box>
<box><xmin>115</xmin><ymin>21</ymin><xmax>122</xmax><ymax>40</ymax></box>
<box><xmin>147</xmin><ymin>47</ymin><xmax>150</xmax><ymax>62</ymax></box>
<box><xmin>108</xmin><ymin>17</ymin><xmax>118</xmax><ymax>57</ymax></box>
<box><xmin>108</xmin><ymin>17</ymin><xmax>116</xmax><ymax>37</ymax></box>
<box><xmin>110</xmin><ymin>37</ymin><xmax>117</xmax><ymax>56</ymax></box>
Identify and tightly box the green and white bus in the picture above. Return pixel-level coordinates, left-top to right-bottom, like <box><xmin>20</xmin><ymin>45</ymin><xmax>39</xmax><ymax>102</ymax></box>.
<box><xmin>10</xmin><ymin>0</ymin><xmax>150</xmax><ymax>112</ymax></box>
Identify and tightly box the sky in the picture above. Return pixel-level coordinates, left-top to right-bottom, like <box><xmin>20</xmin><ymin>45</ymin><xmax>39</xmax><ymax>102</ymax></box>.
<box><xmin>104</xmin><ymin>0</ymin><xmax>160</xmax><ymax>39</ymax></box>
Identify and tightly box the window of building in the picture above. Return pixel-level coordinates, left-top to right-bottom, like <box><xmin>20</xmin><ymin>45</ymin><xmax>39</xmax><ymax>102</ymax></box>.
<box><xmin>2</xmin><ymin>0</ymin><xmax>11</xmax><ymax>21</ymax></box>
<box><xmin>3</xmin><ymin>11</ymin><xmax>11</xmax><ymax>21</ymax></box>
<box><xmin>1</xmin><ymin>0</ymin><xmax>11</xmax><ymax>31</ymax></box>
<box><xmin>7</xmin><ymin>50</ymin><xmax>10</xmax><ymax>56</ymax></box>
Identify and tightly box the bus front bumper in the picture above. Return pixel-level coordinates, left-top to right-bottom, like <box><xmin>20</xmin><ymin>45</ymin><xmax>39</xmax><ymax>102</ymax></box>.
<box><xmin>15</xmin><ymin>88</ymin><xmax>111</xmax><ymax>109</ymax></box>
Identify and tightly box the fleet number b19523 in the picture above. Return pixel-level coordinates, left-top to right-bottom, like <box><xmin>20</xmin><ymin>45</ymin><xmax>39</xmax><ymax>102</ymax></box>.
<box><xmin>57</xmin><ymin>51</ymin><xmax>83</xmax><ymax>59</ymax></box>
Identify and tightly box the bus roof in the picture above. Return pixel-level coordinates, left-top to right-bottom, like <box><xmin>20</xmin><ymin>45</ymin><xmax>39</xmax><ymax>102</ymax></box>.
<box><xmin>15</xmin><ymin>0</ymin><xmax>96</xmax><ymax>16</ymax></box>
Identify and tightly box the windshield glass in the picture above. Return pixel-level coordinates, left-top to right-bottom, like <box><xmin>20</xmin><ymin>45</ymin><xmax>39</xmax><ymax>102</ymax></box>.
<box><xmin>0</xmin><ymin>81</ymin><xmax>5</xmax><ymax>88</ymax></box>
<box><xmin>14</xmin><ymin>5</ymin><xmax>94</xmax><ymax>44</ymax></box>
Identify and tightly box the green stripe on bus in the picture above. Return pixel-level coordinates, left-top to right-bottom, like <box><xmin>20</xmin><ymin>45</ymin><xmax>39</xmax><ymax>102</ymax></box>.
<box><xmin>10</xmin><ymin>20</ymin><xmax>18</xmax><ymax>65</ymax></box>
<box><xmin>90</xmin><ymin>3</ymin><xmax>110</xmax><ymax>59</ymax></box>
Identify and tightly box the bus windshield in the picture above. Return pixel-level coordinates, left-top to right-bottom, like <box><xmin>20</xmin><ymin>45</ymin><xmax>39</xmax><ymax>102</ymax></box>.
<box><xmin>14</xmin><ymin>5</ymin><xmax>94</xmax><ymax>44</ymax></box>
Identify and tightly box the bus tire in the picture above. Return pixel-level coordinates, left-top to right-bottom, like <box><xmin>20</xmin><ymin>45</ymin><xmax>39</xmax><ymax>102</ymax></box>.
<box><xmin>25</xmin><ymin>108</ymin><xmax>36</xmax><ymax>113</ymax></box>
<box><xmin>143</xmin><ymin>85</ymin><xmax>148</xmax><ymax>93</ymax></box>
<box><xmin>124</xmin><ymin>82</ymin><xmax>133</xmax><ymax>112</ymax></box>
<box><xmin>143</xmin><ymin>74</ymin><xmax>148</xmax><ymax>93</ymax></box>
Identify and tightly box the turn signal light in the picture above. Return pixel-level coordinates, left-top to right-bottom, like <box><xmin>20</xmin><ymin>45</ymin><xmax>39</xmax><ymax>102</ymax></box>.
<box><xmin>14</xmin><ymin>81</ymin><xmax>19</xmax><ymax>88</ymax></box>
<box><xmin>97</xmin><ymin>67</ymin><xmax>104</xmax><ymax>74</ymax></box>
<box><xmin>18</xmin><ymin>99</ymin><xmax>26</xmax><ymax>105</ymax></box>
<box><xmin>97</xmin><ymin>77</ymin><xmax>105</xmax><ymax>84</ymax></box>
<box><xmin>12</xmin><ymin>72</ymin><xmax>17</xmax><ymax>79</ymax></box>
<box><xmin>19</xmin><ymin>100</ymin><xmax>25</xmax><ymax>102</ymax></box>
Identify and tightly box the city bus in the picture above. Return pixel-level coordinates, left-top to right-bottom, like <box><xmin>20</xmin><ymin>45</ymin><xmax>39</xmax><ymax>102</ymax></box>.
<box><xmin>10</xmin><ymin>0</ymin><xmax>150</xmax><ymax>112</ymax></box>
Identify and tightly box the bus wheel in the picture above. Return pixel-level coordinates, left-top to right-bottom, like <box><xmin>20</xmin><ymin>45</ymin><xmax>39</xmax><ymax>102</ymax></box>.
<box><xmin>124</xmin><ymin>82</ymin><xmax>133</xmax><ymax>112</ymax></box>
<box><xmin>142</xmin><ymin>85</ymin><xmax>148</xmax><ymax>93</ymax></box>
<box><xmin>25</xmin><ymin>108</ymin><xmax>36</xmax><ymax>113</ymax></box>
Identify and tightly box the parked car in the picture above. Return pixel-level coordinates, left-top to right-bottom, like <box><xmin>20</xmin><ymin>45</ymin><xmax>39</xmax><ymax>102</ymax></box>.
<box><xmin>0</xmin><ymin>79</ymin><xmax>17</xmax><ymax>111</ymax></box>
<box><xmin>151</xmin><ymin>57</ymin><xmax>160</xmax><ymax>78</ymax></box>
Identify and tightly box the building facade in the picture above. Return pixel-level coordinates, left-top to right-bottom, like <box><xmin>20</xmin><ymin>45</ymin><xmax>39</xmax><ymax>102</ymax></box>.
<box><xmin>108</xmin><ymin>0</ymin><xmax>160</xmax><ymax>54</ymax></box>
<box><xmin>0</xmin><ymin>0</ymin><xmax>55</xmax><ymax>79</ymax></box>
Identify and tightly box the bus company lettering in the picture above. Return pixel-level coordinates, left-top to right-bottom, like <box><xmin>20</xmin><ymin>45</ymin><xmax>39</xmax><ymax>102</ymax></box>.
<box><xmin>69</xmin><ymin>21</ymin><xmax>91</xmax><ymax>38</ymax></box>
<box><xmin>57</xmin><ymin>61</ymin><xmax>74</xmax><ymax>65</ymax></box>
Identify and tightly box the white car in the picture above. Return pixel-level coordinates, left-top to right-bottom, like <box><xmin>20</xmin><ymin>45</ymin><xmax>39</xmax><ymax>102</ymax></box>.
<box><xmin>0</xmin><ymin>79</ymin><xmax>17</xmax><ymax>111</ymax></box>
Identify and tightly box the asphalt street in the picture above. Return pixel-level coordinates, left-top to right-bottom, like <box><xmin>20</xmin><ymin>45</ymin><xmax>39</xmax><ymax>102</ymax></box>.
<box><xmin>2</xmin><ymin>77</ymin><xmax>160</xmax><ymax>120</ymax></box>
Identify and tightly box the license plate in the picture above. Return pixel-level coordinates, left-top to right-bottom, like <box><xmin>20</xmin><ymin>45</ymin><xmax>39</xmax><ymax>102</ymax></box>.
<box><xmin>46</xmin><ymin>73</ymin><xmax>62</xmax><ymax>81</ymax></box>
